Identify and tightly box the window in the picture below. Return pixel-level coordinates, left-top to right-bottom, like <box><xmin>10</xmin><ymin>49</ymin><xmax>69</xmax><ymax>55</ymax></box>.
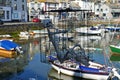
<box><xmin>96</xmin><ymin>15</ymin><xmax>99</xmax><ymax>17</ymax></box>
<box><xmin>31</xmin><ymin>3</ymin><xmax>34</xmax><ymax>7</ymax></box>
<box><xmin>22</xmin><ymin>0</ymin><xmax>24</xmax><ymax>2</ymax></box>
<box><xmin>119</xmin><ymin>0</ymin><xmax>120</xmax><ymax>3</ymax></box>
<box><xmin>0</xmin><ymin>10</ymin><xmax>5</xmax><ymax>19</ymax></box>
<box><xmin>7</xmin><ymin>11</ymin><xmax>9</xmax><ymax>19</ymax></box>
<box><xmin>14</xmin><ymin>0</ymin><xmax>17</xmax><ymax>1</ymax></box>
<box><xmin>14</xmin><ymin>13</ymin><xmax>18</xmax><ymax>18</ymax></box>
<box><xmin>22</xmin><ymin>5</ymin><xmax>24</xmax><ymax>11</ymax></box>
<box><xmin>97</xmin><ymin>9</ymin><xmax>99</xmax><ymax>11</ymax></box>
<box><xmin>14</xmin><ymin>3</ymin><xmax>17</xmax><ymax>10</ymax></box>
<box><xmin>103</xmin><ymin>13</ymin><xmax>106</xmax><ymax>16</ymax></box>
<box><xmin>106</xmin><ymin>8</ymin><xmax>107</xmax><ymax>11</ymax></box>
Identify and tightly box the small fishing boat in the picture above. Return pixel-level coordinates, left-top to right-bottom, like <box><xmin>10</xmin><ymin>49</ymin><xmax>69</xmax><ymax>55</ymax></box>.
<box><xmin>48</xmin><ymin>55</ymin><xmax>120</xmax><ymax>80</ymax></box>
<box><xmin>75</xmin><ymin>26</ymin><xmax>105</xmax><ymax>36</ymax></box>
<box><xmin>0</xmin><ymin>48</ymin><xmax>17</xmax><ymax>58</ymax></box>
<box><xmin>46</xmin><ymin>27</ymin><xmax>120</xmax><ymax>80</ymax></box>
<box><xmin>19</xmin><ymin>31</ymin><xmax>29</xmax><ymax>39</ymax></box>
<box><xmin>109</xmin><ymin>45</ymin><xmax>120</xmax><ymax>54</ymax></box>
<box><xmin>110</xmin><ymin>54</ymin><xmax>120</xmax><ymax>61</ymax></box>
<box><xmin>0</xmin><ymin>40</ymin><xmax>23</xmax><ymax>58</ymax></box>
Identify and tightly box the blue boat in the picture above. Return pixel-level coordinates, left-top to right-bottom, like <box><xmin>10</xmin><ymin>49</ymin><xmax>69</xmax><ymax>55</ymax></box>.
<box><xmin>0</xmin><ymin>40</ymin><xmax>23</xmax><ymax>54</ymax></box>
<box><xmin>105</xmin><ymin>27</ymin><xmax>120</xmax><ymax>32</ymax></box>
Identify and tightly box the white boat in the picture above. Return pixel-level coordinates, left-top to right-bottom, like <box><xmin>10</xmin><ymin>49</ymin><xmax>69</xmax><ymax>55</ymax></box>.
<box><xmin>55</xmin><ymin>33</ymin><xmax>74</xmax><ymax>41</ymax></box>
<box><xmin>75</xmin><ymin>26</ymin><xmax>105</xmax><ymax>37</ymax></box>
<box><xmin>32</xmin><ymin>29</ymin><xmax>48</xmax><ymax>34</ymax></box>
<box><xmin>19</xmin><ymin>31</ymin><xmax>29</xmax><ymax>39</ymax></box>
<box><xmin>48</xmin><ymin>55</ymin><xmax>120</xmax><ymax>80</ymax></box>
<box><xmin>46</xmin><ymin>27</ymin><xmax>120</xmax><ymax>80</ymax></box>
<box><xmin>76</xmin><ymin>35</ymin><xmax>102</xmax><ymax>42</ymax></box>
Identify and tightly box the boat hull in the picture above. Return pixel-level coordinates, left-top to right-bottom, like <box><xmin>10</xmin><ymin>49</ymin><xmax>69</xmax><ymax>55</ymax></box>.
<box><xmin>0</xmin><ymin>49</ymin><xmax>17</xmax><ymax>58</ymax></box>
<box><xmin>75</xmin><ymin>27</ymin><xmax>104</xmax><ymax>36</ymax></box>
<box><xmin>110</xmin><ymin>54</ymin><xmax>120</xmax><ymax>61</ymax></box>
<box><xmin>51</xmin><ymin>63</ymin><xmax>109</xmax><ymax>80</ymax></box>
<box><xmin>109</xmin><ymin>45</ymin><xmax>120</xmax><ymax>54</ymax></box>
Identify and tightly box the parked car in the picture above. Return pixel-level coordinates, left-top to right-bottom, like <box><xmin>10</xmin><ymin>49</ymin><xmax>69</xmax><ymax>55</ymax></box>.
<box><xmin>32</xmin><ymin>18</ymin><xmax>41</xmax><ymax>22</ymax></box>
<box><xmin>0</xmin><ymin>20</ymin><xmax>3</xmax><ymax>25</ymax></box>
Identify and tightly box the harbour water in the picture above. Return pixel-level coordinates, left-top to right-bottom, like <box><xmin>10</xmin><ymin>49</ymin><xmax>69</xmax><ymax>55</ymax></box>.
<box><xmin>0</xmin><ymin>31</ymin><xmax>120</xmax><ymax>80</ymax></box>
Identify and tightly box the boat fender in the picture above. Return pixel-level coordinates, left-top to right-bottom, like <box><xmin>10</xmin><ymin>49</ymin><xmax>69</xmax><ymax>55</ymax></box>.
<box><xmin>107</xmin><ymin>74</ymin><xmax>119</xmax><ymax>80</ymax></box>
<box><xmin>107</xmin><ymin>71</ymin><xmax>114</xmax><ymax>80</ymax></box>
<box><xmin>15</xmin><ymin>46</ymin><xmax>23</xmax><ymax>54</ymax></box>
<box><xmin>58</xmin><ymin>68</ymin><xmax>61</xmax><ymax>74</ymax></box>
<box><xmin>116</xmin><ymin>35</ymin><xmax>120</xmax><ymax>39</ymax></box>
<box><xmin>112</xmin><ymin>68</ymin><xmax>120</xmax><ymax>79</ymax></box>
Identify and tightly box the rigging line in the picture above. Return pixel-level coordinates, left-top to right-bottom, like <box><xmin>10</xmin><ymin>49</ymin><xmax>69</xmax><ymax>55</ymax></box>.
<box><xmin>110</xmin><ymin>23</ymin><xmax>118</xmax><ymax>43</ymax></box>
<box><xmin>103</xmin><ymin>44</ymin><xmax>115</xmax><ymax>68</ymax></box>
<box><xmin>66</xmin><ymin>11</ymin><xmax>69</xmax><ymax>49</ymax></box>
<box><xmin>102</xmin><ymin>46</ymin><xmax>109</xmax><ymax>67</ymax></box>
<box><xmin>39</xmin><ymin>25</ymin><xmax>42</xmax><ymax>62</ymax></box>
<box><xmin>86</xmin><ymin>10</ymin><xmax>90</xmax><ymax>58</ymax></box>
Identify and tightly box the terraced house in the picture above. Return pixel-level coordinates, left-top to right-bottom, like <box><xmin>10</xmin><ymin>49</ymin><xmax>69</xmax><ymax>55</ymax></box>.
<box><xmin>27</xmin><ymin>0</ymin><xmax>69</xmax><ymax>21</ymax></box>
<box><xmin>0</xmin><ymin>0</ymin><xmax>28</xmax><ymax>22</ymax></box>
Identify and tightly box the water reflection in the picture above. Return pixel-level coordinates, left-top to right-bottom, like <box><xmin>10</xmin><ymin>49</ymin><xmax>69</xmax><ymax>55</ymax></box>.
<box><xmin>0</xmin><ymin>31</ymin><xmax>120</xmax><ymax>80</ymax></box>
<box><xmin>8</xmin><ymin>39</ymin><xmax>51</xmax><ymax>80</ymax></box>
<box><xmin>48</xmin><ymin>68</ymin><xmax>90</xmax><ymax>80</ymax></box>
<box><xmin>0</xmin><ymin>55</ymin><xmax>28</xmax><ymax>80</ymax></box>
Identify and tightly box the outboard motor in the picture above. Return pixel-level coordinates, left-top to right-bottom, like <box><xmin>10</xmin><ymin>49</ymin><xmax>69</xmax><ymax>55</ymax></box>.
<box><xmin>15</xmin><ymin>46</ymin><xmax>23</xmax><ymax>54</ymax></box>
<box><xmin>107</xmin><ymin>68</ymin><xmax>120</xmax><ymax>80</ymax></box>
<box><xmin>112</xmin><ymin>68</ymin><xmax>120</xmax><ymax>79</ymax></box>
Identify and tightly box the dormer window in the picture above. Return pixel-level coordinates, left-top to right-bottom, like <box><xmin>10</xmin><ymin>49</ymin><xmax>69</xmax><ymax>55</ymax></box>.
<box><xmin>22</xmin><ymin>5</ymin><xmax>24</xmax><ymax>11</ymax></box>
<box><xmin>97</xmin><ymin>9</ymin><xmax>99</xmax><ymax>11</ymax></box>
<box><xmin>14</xmin><ymin>3</ymin><xmax>17</xmax><ymax>10</ymax></box>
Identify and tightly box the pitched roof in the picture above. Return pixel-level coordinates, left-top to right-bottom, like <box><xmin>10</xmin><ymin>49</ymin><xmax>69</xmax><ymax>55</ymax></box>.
<box><xmin>69</xmin><ymin>2</ymin><xmax>81</xmax><ymax>9</ymax></box>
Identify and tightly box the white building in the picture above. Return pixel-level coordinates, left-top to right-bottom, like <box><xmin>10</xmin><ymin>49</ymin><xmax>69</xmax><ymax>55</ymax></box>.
<box><xmin>27</xmin><ymin>1</ymin><xmax>45</xmax><ymax>21</ymax></box>
<box><xmin>70</xmin><ymin>0</ymin><xmax>94</xmax><ymax>11</ymax></box>
<box><xmin>94</xmin><ymin>3</ymin><xmax>112</xmax><ymax>19</ymax></box>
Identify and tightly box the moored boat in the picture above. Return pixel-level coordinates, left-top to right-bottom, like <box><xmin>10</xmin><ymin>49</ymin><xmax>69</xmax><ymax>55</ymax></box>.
<box><xmin>45</xmin><ymin>8</ymin><xmax>120</xmax><ymax>80</ymax></box>
<box><xmin>109</xmin><ymin>45</ymin><xmax>120</xmax><ymax>54</ymax></box>
<box><xmin>48</xmin><ymin>55</ymin><xmax>120</xmax><ymax>80</ymax></box>
<box><xmin>0</xmin><ymin>40</ymin><xmax>23</xmax><ymax>58</ymax></box>
<box><xmin>0</xmin><ymin>49</ymin><xmax>17</xmax><ymax>58</ymax></box>
<box><xmin>46</xmin><ymin>27</ymin><xmax>120</xmax><ymax>80</ymax></box>
<box><xmin>110</xmin><ymin>54</ymin><xmax>120</xmax><ymax>61</ymax></box>
<box><xmin>75</xmin><ymin>26</ymin><xmax>105</xmax><ymax>37</ymax></box>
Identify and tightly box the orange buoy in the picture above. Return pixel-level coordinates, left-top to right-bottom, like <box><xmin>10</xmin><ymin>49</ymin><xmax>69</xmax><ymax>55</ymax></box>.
<box><xmin>116</xmin><ymin>35</ymin><xmax>120</xmax><ymax>39</ymax></box>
